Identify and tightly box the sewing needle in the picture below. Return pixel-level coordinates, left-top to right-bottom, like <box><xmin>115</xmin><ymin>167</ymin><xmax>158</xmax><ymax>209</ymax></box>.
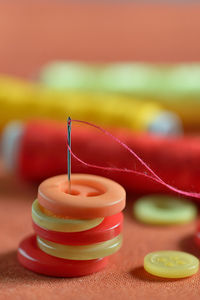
<box><xmin>67</xmin><ymin>117</ymin><xmax>71</xmax><ymax>194</ymax></box>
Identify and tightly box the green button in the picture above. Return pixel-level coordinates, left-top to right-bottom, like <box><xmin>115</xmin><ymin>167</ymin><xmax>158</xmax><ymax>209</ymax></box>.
<box><xmin>133</xmin><ymin>195</ymin><xmax>197</xmax><ymax>225</ymax></box>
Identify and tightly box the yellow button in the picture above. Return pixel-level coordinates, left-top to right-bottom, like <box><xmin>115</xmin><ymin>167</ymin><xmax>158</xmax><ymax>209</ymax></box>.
<box><xmin>32</xmin><ymin>199</ymin><xmax>103</xmax><ymax>232</ymax></box>
<box><xmin>144</xmin><ymin>251</ymin><xmax>199</xmax><ymax>278</ymax></box>
<box><xmin>37</xmin><ymin>234</ymin><xmax>122</xmax><ymax>260</ymax></box>
<box><xmin>133</xmin><ymin>195</ymin><xmax>197</xmax><ymax>225</ymax></box>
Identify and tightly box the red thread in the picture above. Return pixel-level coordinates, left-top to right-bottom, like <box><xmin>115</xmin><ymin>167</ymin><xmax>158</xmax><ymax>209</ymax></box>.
<box><xmin>18</xmin><ymin>119</ymin><xmax>200</xmax><ymax>198</ymax></box>
<box><xmin>69</xmin><ymin>119</ymin><xmax>200</xmax><ymax>199</ymax></box>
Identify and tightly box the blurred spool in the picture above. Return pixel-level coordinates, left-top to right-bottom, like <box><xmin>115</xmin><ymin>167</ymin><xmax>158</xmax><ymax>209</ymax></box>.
<box><xmin>0</xmin><ymin>75</ymin><xmax>181</xmax><ymax>135</ymax></box>
<box><xmin>39</xmin><ymin>61</ymin><xmax>97</xmax><ymax>91</ymax></box>
<box><xmin>1</xmin><ymin>121</ymin><xmax>24</xmax><ymax>171</ymax></box>
<box><xmin>39</xmin><ymin>61</ymin><xmax>200</xmax><ymax>130</ymax></box>
<box><xmin>1</xmin><ymin>120</ymin><xmax>200</xmax><ymax>196</ymax></box>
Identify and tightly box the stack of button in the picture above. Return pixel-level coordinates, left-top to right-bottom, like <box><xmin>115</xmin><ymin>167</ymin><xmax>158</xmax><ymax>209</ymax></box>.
<box><xmin>18</xmin><ymin>174</ymin><xmax>126</xmax><ymax>277</ymax></box>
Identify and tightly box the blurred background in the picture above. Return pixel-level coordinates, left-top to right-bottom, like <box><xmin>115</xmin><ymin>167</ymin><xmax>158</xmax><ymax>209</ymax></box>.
<box><xmin>1</xmin><ymin>1</ymin><xmax>200</xmax><ymax>75</ymax></box>
<box><xmin>1</xmin><ymin>1</ymin><xmax>200</xmax><ymax>194</ymax></box>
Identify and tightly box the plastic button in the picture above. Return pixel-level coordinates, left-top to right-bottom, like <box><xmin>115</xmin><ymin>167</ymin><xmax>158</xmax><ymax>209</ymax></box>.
<box><xmin>18</xmin><ymin>235</ymin><xmax>108</xmax><ymax>277</ymax></box>
<box><xmin>33</xmin><ymin>212</ymin><xmax>123</xmax><ymax>245</ymax></box>
<box><xmin>144</xmin><ymin>250</ymin><xmax>199</xmax><ymax>278</ymax></box>
<box><xmin>133</xmin><ymin>195</ymin><xmax>197</xmax><ymax>225</ymax></box>
<box><xmin>37</xmin><ymin>174</ymin><xmax>126</xmax><ymax>218</ymax></box>
<box><xmin>32</xmin><ymin>199</ymin><xmax>103</xmax><ymax>232</ymax></box>
<box><xmin>37</xmin><ymin>234</ymin><xmax>122</xmax><ymax>260</ymax></box>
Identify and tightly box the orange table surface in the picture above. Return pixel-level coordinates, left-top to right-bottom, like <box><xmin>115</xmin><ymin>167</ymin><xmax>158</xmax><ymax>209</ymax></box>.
<box><xmin>0</xmin><ymin>161</ymin><xmax>199</xmax><ymax>300</ymax></box>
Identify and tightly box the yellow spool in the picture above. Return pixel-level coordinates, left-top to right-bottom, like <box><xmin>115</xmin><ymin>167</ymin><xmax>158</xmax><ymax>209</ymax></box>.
<box><xmin>0</xmin><ymin>75</ymin><xmax>173</xmax><ymax>133</ymax></box>
<box><xmin>39</xmin><ymin>62</ymin><xmax>200</xmax><ymax>130</ymax></box>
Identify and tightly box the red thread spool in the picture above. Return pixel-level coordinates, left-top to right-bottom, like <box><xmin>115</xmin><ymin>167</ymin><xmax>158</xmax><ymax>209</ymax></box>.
<box><xmin>2</xmin><ymin>120</ymin><xmax>200</xmax><ymax>196</ymax></box>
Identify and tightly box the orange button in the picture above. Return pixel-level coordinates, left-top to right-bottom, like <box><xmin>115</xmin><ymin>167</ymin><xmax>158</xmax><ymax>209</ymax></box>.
<box><xmin>37</xmin><ymin>174</ymin><xmax>126</xmax><ymax>218</ymax></box>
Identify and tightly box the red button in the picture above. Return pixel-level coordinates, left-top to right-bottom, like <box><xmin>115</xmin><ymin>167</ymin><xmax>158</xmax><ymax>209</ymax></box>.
<box><xmin>33</xmin><ymin>212</ymin><xmax>123</xmax><ymax>245</ymax></box>
<box><xmin>18</xmin><ymin>235</ymin><xmax>108</xmax><ymax>277</ymax></box>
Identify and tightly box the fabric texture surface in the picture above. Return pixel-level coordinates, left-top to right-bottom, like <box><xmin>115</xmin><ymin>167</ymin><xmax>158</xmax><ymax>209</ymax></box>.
<box><xmin>0</xmin><ymin>163</ymin><xmax>199</xmax><ymax>300</ymax></box>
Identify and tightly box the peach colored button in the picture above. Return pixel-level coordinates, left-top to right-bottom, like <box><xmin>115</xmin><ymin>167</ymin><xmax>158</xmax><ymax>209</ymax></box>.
<box><xmin>37</xmin><ymin>174</ymin><xmax>126</xmax><ymax>218</ymax></box>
